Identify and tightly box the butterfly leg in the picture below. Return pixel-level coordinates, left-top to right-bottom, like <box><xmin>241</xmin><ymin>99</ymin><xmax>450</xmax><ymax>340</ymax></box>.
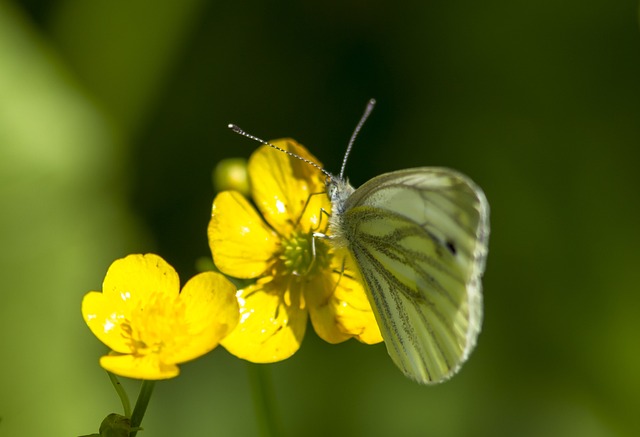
<box><xmin>329</xmin><ymin>255</ymin><xmax>347</xmax><ymax>294</ymax></box>
<box><xmin>294</xmin><ymin>191</ymin><xmax>330</xmax><ymax>228</ymax></box>
<box><xmin>293</xmin><ymin>190</ymin><xmax>332</xmax><ymax>276</ymax></box>
<box><xmin>300</xmin><ymin>231</ymin><xmax>323</xmax><ymax>276</ymax></box>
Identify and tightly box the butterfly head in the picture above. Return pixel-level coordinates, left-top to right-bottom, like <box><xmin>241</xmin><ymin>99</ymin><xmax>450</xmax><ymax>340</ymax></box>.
<box><xmin>326</xmin><ymin>175</ymin><xmax>354</xmax><ymax>215</ymax></box>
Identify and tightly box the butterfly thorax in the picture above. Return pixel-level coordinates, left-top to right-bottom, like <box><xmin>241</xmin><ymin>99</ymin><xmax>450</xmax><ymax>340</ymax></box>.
<box><xmin>326</xmin><ymin>176</ymin><xmax>355</xmax><ymax>248</ymax></box>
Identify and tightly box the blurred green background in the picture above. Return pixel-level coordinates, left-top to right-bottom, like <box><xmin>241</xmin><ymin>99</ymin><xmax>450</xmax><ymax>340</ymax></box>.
<box><xmin>1</xmin><ymin>1</ymin><xmax>639</xmax><ymax>436</ymax></box>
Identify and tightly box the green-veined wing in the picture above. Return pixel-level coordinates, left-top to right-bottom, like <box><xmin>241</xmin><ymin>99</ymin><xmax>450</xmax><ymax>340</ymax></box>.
<box><xmin>334</xmin><ymin>167</ymin><xmax>489</xmax><ymax>384</ymax></box>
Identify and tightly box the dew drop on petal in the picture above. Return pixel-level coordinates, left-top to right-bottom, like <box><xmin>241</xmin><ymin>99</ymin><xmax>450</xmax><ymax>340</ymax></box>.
<box><xmin>104</xmin><ymin>319</ymin><xmax>116</xmax><ymax>333</ymax></box>
<box><xmin>240</xmin><ymin>311</ymin><xmax>252</xmax><ymax>324</ymax></box>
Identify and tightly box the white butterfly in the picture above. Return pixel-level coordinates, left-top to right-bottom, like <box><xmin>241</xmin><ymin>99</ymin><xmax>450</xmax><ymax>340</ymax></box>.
<box><xmin>229</xmin><ymin>100</ymin><xmax>489</xmax><ymax>384</ymax></box>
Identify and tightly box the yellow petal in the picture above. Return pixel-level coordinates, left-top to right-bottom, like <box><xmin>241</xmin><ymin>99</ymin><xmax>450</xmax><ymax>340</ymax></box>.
<box><xmin>209</xmin><ymin>191</ymin><xmax>280</xmax><ymax>278</ymax></box>
<box><xmin>102</xmin><ymin>254</ymin><xmax>180</xmax><ymax>309</ymax></box>
<box><xmin>221</xmin><ymin>278</ymin><xmax>307</xmax><ymax>363</ymax></box>
<box><xmin>331</xmin><ymin>249</ymin><xmax>382</xmax><ymax>344</ymax></box>
<box><xmin>169</xmin><ymin>271</ymin><xmax>239</xmax><ymax>363</ymax></box>
<box><xmin>332</xmin><ymin>257</ymin><xmax>383</xmax><ymax>344</ymax></box>
<box><xmin>100</xmin><ymin>354</ymin><xmax>180</xmax><ymax>380</ymax></box>
<box><xmin>82</xmin><ymin>291</ymin><xmax>131</xmax><ymax>353</ymax></box>
<box><xmin>305</xmin><ymin>271</ymin><xmax>351</xmax><ymax>344</ymax></box>
<box><xmin>248</xmin><ymin>140</ymin><xmax>327</xmax><ymax>235</ymax></box>
<box><xmin>304</xmin><ymin>249</ymin><xmax>382</xmax><ymax>344</ymax></box>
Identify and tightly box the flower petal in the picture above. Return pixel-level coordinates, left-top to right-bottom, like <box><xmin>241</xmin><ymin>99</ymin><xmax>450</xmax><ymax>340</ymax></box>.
<box><xmin>209</xmin><ymin>191</ymin><xmax>280</xmax><ymax>278</ymax></box>
<box><xmin>169</xmin><ymin>271</ymin><xmax>239</xmax><ymax>363</ymax></box>
<box><xmin>100</xmin><ymin>354</ymin><xmax>180</xmax><ymax>380</ymax></box>
<box><xmin>307</xmin><ymin>253</ymin><xmax>383</xmax><ymax>345</ymax></box>
<box><xmin>82</xmin><ymin>291</ymin><xmax>131</xmax><ymax>353</ymax></box>
<box><xmin>305</xmin><ymin>272</ymin><xmax>351</xmax><ymax>344</ymax></box>
<box><xmin>333</xmin><ymin>270</ymin><xmax>383</xmax><ymax>345</ymax></box>
<box><xmin>248</xmin><ymin>140</ymin><xmax>326</xmax><ymax>235</ymax></box>
<box><xmin>102</xmin><ymin>254</ymin><xmax>180</xmax><ymax>308</ymax></box>
<box><xmin>221</xmin><ymin>278</ymin><xmax>307</xmax><ymax>363</ymax></box>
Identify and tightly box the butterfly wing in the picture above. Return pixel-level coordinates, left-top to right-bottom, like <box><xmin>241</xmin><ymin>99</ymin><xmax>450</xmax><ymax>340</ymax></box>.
<box><xmin>339</xmin><ymin>167</ymin><xmax>489</xmax><ymax>384</ymax></box>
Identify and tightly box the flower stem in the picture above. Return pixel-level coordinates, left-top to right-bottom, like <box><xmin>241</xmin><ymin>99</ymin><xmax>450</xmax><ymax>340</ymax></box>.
<box><xmin>129</xmin><ymin>380</ymin><xmax>155</xmax><ymax>437</ymax></box>
<box><xmin>247</xmin><ymin>363</ymin><xmax>284</xmax><ymax>437</ymax></box>
<box><xmin>107</xmin><ymin>371</ymin><xmax>132</xmax><ymax>418</ymax></box>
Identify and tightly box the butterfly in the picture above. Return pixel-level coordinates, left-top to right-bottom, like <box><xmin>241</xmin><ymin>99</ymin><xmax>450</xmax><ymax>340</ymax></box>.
<box><xmin>229</xmin><ymin>99</ymin><xmax>489</xmax><ymax>384</ymax></box>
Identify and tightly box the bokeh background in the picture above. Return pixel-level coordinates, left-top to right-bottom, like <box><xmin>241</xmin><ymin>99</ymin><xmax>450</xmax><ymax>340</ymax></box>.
<box><xmin>1</xmin><ymin>1</ymin><xmax>639</xmax><ymax>436</ymax></box>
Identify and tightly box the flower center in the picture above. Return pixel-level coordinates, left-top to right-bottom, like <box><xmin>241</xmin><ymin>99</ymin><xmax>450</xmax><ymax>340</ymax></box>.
<box><xmin>280</xmin><ymin>231</ymin><xmax>331</xmax><ymax>276</ymax></box>
<box><xmin>122</xmin><ymin>293</ymin><xmax>187</xmax><ymax>357</ymax></box>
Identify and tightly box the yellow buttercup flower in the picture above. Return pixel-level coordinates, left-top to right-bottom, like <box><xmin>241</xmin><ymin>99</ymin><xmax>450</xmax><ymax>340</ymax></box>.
<box><xmin>208</xmin><ymin>139</ymin><xmax>382</xmax><ymax>363</ymax></box>
<box><xmin>82</xmin><ymin>254</ymin><xmax>239</xmax><ymax>380</ymax></box>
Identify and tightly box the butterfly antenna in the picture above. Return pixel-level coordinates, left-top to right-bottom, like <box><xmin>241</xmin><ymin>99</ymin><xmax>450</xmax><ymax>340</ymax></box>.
<box><xmin>339</xmin><ymin>98</ymin><xmax>376</xmax><ymax>179</ymax></box>
<box><xmin>228</xmin><ymin>124</ymin><xmax>332</xmax><ymax>179</ymax></box>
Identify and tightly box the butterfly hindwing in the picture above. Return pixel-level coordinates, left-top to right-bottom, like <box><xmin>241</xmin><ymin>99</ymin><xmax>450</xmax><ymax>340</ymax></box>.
<box><xmin>339</xmin><ymin>168</ymin><xmax>489</xmax><ymax>383</ymax></box>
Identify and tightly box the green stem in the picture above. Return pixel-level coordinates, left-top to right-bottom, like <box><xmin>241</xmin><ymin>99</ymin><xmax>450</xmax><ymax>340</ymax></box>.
<box><xmin>129</xmin><ymin>380</ymin><xmax>155</xmax><ymax>437</ymax></box>
<box><xmin>247</xmin><ymin>363</ymin><xmax>284</xmax><ymax>437</ymax></box>
<box><xmin>107</xmin><ymin>371</ymin><xmax>132</xmax><ymax>418</ymax></box>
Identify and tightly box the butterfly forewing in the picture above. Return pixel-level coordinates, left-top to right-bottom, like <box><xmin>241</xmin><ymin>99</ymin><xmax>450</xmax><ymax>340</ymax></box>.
<box><xmin>339</xmin><ymin>168</ymin><xmax>489</xmax><ymax>383</ymax></box>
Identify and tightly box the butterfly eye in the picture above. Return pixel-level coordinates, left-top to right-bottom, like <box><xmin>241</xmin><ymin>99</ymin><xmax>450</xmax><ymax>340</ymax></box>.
<box><xmin>326</xmin><ymin>181</ymin><xmax>337</xmax><ymax>199</ymax></box>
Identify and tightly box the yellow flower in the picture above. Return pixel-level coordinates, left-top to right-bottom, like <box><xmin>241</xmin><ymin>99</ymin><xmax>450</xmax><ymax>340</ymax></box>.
<box><xmin>208</xmin><ymin>139</ymin><xmax>382</xmax><ymax>363</ymax></box>
<box><xmin>82</xmin><ymin>254</ymin><xmax>239</xmax><ymax>380</ymax></box>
